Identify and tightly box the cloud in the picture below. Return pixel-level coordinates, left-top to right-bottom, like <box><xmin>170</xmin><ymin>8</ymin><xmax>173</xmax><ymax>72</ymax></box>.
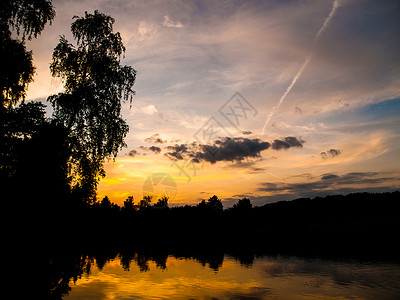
<box><xmin>242</xmin><ymin>131</ymin><xmax>252</xmax><ymax>135</ymax></box>
<box><xmin>164</xmin><ymin>143</ymin><xmax>191</xmax><ymax>160</ymax></box>
<box><xmin>144</xmin><ymin>134</ymin><xmax>166</xmax><ymax>144</ymax></box>
<box><xmin>201</xmin><ymin>137</ymin><xmax>271</xmax><ymax>164</ymax></box>
<box><xmin>164</xmin><ymin>138</ymin><xmax>270</xmax><ymax>164</ymax></box>
<box><xmin>258</xmin><ymin>172</ymin><xmax>398</xmax><ymax>194</ymax></box>
<box><xmin>271</xmin><ymin>137</ymin><xmax>304</xmax><ymax>150</ymax></box>
<box><xmin>163</xmin><ymin>136</ymin><xmax>304</xmax><ymax>164</ymax></box>
<box><xmin>163</xmin><ymin>15</ymin><xmax>184</xmax><ymax>28</ymax></box>
<box><xmin>320</xmin><ymin>149</ymin><xmax>341</xmax><ymax>160</ymax></box>
<box><xmin>139</xmin><ymin>146</ymin><xmax>162</xmax><ymax>154</ymax></box>
<box><xmin>141</xmin><ymin>104</ymin><xmax>158</xmax><ymax>115</ymax></box>
<box><xmin>320</xmin><ymin>173</ymin><xmax>339</xmax><ymax>180</ymax></box>
<box><xmin>224</xmin><ymin>160</ymin><xmax>266</xmax><ymax>174</ymax></box>
<box><xmin>127</xmin><ymin>150</ymin><xmax>138</xmax><ymax>157</ymax></box>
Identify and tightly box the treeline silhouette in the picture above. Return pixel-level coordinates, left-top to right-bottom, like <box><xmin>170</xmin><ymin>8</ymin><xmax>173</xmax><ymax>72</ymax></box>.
<box><xmin>28</xmin><ymin>191</ymin><xmax>399</xmax><ymax>258</ymax></box>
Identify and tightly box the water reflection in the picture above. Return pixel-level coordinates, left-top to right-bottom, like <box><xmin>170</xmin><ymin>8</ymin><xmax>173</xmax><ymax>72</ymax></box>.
<box><xmin>46</xmin><ymin>250</ymin><xmax>400</xmax><ymax>300</ymax></box>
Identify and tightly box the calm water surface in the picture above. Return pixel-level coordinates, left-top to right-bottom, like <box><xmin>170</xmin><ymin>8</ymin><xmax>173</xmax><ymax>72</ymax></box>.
<box><xmin>62</xmin><ymin>254</ymin><xmax>400</xmax><ymax>299</ymax></box>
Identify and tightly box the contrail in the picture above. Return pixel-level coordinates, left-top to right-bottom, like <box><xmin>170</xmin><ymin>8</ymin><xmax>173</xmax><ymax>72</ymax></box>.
<box><xmin>261</xmin><ymin>0</ymin><xmax>341</xmax><ymax>135</ymax></box>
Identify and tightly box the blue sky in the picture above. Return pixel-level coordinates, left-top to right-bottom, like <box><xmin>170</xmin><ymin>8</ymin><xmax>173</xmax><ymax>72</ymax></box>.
<box><xmin>24</xmin><ymin>0</ymin><xmax>400</xmax><ymax>205</ymax></box>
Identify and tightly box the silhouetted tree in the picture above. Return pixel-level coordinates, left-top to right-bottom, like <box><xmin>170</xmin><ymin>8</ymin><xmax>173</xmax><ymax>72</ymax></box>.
<box><xmin>138</xmin><ymin>195</ymin><xmax>152</xmax><ymax>211</ymax></box>
<box><xmin>206</xmin><ymin>195</ymin><xmax>223</xmax><ymax>211</ymax></box>
<box><xmin>154</xmin><ymin>196</ymin><xmax>169</xmax><ymax>208</ymax></box>
<box><xmin>100</xmin><ymin>196</ymin><xmax>112</xmax><ymax>209</ymax></box>
<box><xmin>0</xmin><ymin>0</ymin><xmax>55</xmax><ymax>108</ymax></box>
<box><xmin>1</xmin><ymin>0</ymin><xmax>55</xmax><ymax>39</ymax></box>
<box><xmin>48</xmin><ymin>10</ymin><xmax>136</xmax><ymax>202</ymax></box>
<box><xmin>0</xmin><ymin>102</ymin><xmax>46</xmax><ymax>179</ymax></box>
<box><xmin>1</xmin><ymin>102</ymin><xmax>71</xmax><ymax>213</ymax></box>
<box><xmin>232</xmin><ymin>198</ymin><xmax>252</xmax><ymax>211</ymax></box>
<box><xmin>123</xmin><ymin>196</ymin><xmax>135</xmax><ymax>210</ymax></box>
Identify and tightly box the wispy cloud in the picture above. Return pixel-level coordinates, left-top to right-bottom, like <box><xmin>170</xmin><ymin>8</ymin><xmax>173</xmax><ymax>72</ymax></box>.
<box><xmin>144</xmin><ymin>133</ymin><xmax>166</xmax><ymax>144</ymax></box>
<box><xmin>261</xmin><ymin>0</ymin><xmax>341</xmax><ymax>135</ymax></box>
<box><xmin>163</xmin><ymin>15</ymin><xmax>184</xmax><ymax>28</ymax></box>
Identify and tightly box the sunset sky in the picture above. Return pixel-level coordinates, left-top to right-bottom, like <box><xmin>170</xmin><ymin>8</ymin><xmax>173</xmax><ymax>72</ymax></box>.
<box><xmin>25</xmin><ymin>0</ymin><xmax>400</xmax><ymax>206</ymax></box>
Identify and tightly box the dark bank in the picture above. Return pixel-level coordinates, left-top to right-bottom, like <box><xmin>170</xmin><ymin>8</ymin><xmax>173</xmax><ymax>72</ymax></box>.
<box><xmin>22</xmin><ymin>191</ymin><xmax>400</xmax><ymax>258</ymax></box>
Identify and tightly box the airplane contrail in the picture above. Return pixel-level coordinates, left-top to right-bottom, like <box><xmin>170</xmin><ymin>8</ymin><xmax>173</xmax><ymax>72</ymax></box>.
<box><xmin>261</xmin><ymin>0</ymin><xmax>341</xmax><ymax>135</ymax></box>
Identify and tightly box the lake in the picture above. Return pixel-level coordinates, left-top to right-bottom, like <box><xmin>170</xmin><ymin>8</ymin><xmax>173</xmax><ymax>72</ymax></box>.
<box><xmin>60</xmin><ymin>253</ymin><xmax>400</xmax><ymax>299</ymax></box>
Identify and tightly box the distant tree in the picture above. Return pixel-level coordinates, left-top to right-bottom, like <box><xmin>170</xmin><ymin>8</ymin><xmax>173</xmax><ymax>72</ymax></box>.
<box><xmin>232</xmin><ymin>198</ymin><xmax>252</xmax><ymax>211</ymax></box>
<box><xmin>138</xmin><ymin>195</ymin><xmax>152</xmax><ymax>211</ymax></box>
<box><xmin>48</xmin><ymin>10</ymin><xmax>137</xmax><ymax>202</ymax></box>
<box><xmin>207</xmin><ymin>195</ymin><xmax>223</xmax><ymax>211</ymax></box>
<box><xmin>100</xmin><ymin>196</ymin><xmax>112</xmax><ymax>209</ymax></box>
<box><xmin>123</xmin><ymin>196</ymin><xmax>135</xmax><ymax>211</ymax></box>
<box><xmin>99</xmin><ymin>195</ymin><xmax>120</xmax><ymax>214</ymax></box>
<box><xmin>0</xmin><ymin>0</ymin><xmax>55</xmax><ymax>108</ymax></box>
<box><xmin>198</xmin><ymin>195</ymin><xmax>223</xmax><ymax>211</ymax></box>
<box><xmin>154</xmin><ymin>196</ymin><xmax>169</xmax><ymax>208</ymax></box>
<box><xmin>198</xmin><ymin>199</ymin><xmax>207</xmax><ymax>209</ymax></box>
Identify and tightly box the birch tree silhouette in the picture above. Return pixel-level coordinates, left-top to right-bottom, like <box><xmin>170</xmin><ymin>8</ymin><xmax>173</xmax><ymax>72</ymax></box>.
<box><xmin>48</xmin><ymin>10</ymin><xmax>136</xmax><ymax>202</ymax></box>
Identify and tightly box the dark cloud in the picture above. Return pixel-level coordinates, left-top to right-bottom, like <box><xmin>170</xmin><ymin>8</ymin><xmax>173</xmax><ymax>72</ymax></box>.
<box><xmin>258</xmin><ymin>182</ymin><xmax>286</xmax><ymax>192</ymax></box>
<box><xmin>226</xmin><ymin>161</ymin><xmax>257</xmax><ymax>169</ymax></box>
<box><xmin>320</xmin><ymin>173</ymin><xmax>339</xmax><ymax>180</ymax></box>
<box><xmin>164</xmin><ymin>143</ymin><xmax>190</xmax><ymax>160</ymax></box>
<box><xmin>271</xmin><ymin>137</ymin><xmax>304</xmax><ymax>150</ymax></box>
<box><xmin>320</xmin><ymin>149</ymin><xmax>341</xmax><ymax>160</ymax></box>
<box><xmin>165</xmin><ymin>137</ymin><xmax>270</xmax><ymax>164</ymax></box>
<box><xmin>165</xmin><ymin>151</ymin><xmax>184</xmax><ymax>160</ymax></box>
<box><xmin>127</xmin><ymin>149</ymin><xmax>138</xmax><ymax>157</ymax></box>
<box><xmin>149</xmin><ymin>146</ymin><xmax>161</xmax><ymax>154</ymax></box>
<box><xmin>140</xmin><ymin>146</ymin><xmax>162</xmax><ymax>154</ymax></box>
<box><xmin>288</xmin><ymin>173</ymin><xmax>314</xmax><ymax>180</ymax></box>
<box><xmin>258</xmin><ymin>172</ymin><xmax>398</xmax><ymax>194</ymax></box>
<box><xmin>224</xmin><ymin>161</ymin><xmax>266</xmax><ymax>173</ymax></box>
<box><xmin>163</xmin><ymin>136</ymin><xmax>304</xmax><ymax>164</ymax></box>
<box><xmin>144</xmin><ymin>134</ymin><xmax>166</xmax><ymax>144</ymax></box>
<box><xmin>242</xmin><ymin>130</ymin><xmax>252</xmax><ymax>135</ymax></box>
<box><xmin>202</xmin><ymin>137</ymin><xmax>270</xmax><ymax>164</ymax></box>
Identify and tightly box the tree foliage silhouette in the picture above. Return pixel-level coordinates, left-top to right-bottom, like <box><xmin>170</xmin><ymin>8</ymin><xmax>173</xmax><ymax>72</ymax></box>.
<box><xmin>48</xmin><ymin>10</ymin><xmax>137</xmax><ymax>202</ymax></box>
<box><xmin>138</xmin><ymin>195</ymin><xmax>152</xmax><ymax>211</ymax></box>
<box><xmin>0</xmin><ymin>101</ymin><xmax>47</xmax><ymax>180</ymax></box>
<box><xmin>232</xmin><ymin>198</ymin><xmax>252</xmax><ymax>211</ymax></box>
<box><xmin>154</xmin><ymin>196</ymin><xmax>169</xmax><ymax>208</ymax></box>
<box><xmin>123</xmin><ymin>196</ymin><xmax>135</xmax><ymax>211</ymax></box>
<box><xmin>198</xmin><ymin>195</ymin><xmax>223</xmax><ymax>211</ymax></box>
<box><xmin>0</xmin><ymin>0</ymin><xmax>55</xmax><ymax>108</ymax></box>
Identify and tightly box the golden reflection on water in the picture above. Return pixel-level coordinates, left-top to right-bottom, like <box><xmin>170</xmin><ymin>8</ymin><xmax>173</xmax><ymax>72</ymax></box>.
<box><xmin>64</xmin><ymin>255</ymin><xmax>400</xmax><ymax>300</ymax></box>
